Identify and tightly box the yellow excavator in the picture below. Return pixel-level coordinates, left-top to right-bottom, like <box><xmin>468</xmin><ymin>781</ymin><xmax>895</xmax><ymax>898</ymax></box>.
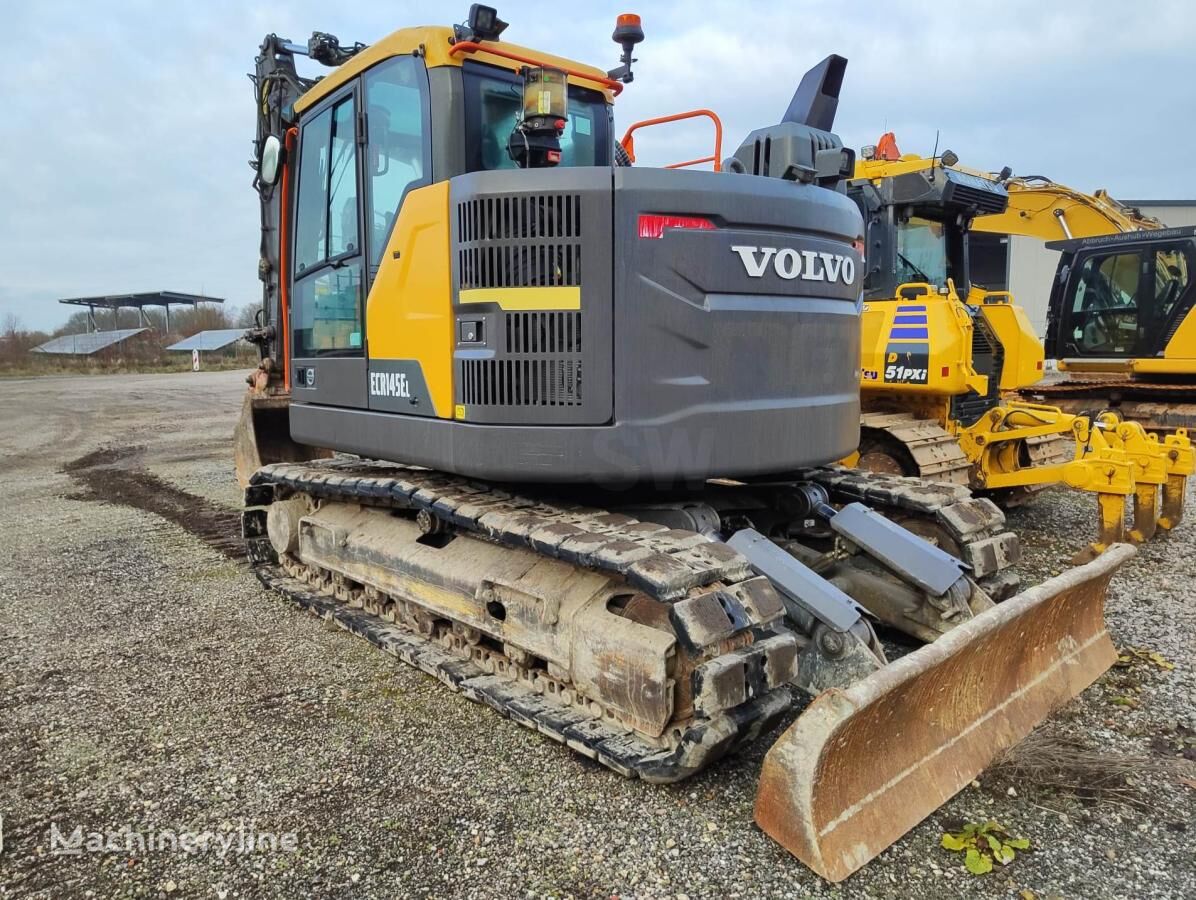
<box><xmin>975</xmin><ymin>171</ymin><xmax>1196</xmax><ymax>540</ymax></box>
<box><xmin>844</xmin><ymin>135</ymin><xmax>1191</xmax><ymax>555</ymax></box>
<box><xmin>973</xmin><ymin>178</ymin><xmax>1196</xmax><ymax>439</ymax></box>
<box><xmin>234</xmin><ymin>9</ymin><xmax>1133</xmax><ymax>881</ymax></box>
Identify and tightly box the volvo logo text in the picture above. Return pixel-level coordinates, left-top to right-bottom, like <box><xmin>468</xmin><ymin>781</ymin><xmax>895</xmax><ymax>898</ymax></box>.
<box><xmin>731</xmin><ymin>245</ymin><xmax>856</xmax><ymax>285</ymax></box>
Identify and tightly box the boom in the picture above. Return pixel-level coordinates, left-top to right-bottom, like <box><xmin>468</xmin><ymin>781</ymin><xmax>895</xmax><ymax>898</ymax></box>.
<box><xmin>973</xmin><ymin>176</ymin><xmax>1165</xmax><ymax>241</ymax></box>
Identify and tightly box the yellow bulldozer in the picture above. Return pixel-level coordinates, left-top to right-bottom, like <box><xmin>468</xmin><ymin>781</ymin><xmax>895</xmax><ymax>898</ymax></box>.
<box><xmin>844</xmin><ymin>136</ymin><xmax>1191</xmax><ymax>556</ymax></box>
<box><xmin>235</xmin><ymin>8</ymin><xmax>1135</xmax><ymax>881</ymax></box>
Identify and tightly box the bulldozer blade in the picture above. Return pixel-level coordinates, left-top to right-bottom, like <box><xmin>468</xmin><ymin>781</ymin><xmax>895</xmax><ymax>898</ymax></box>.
<box><xmin>233</xmin><ymin>394</ymin><xmax>330</xmax><ymax>488</ymax></box>
<box><xmin>754</xmin><ymin>543</ymin><xmax>1134</xmax><ymax>883</ymax></box>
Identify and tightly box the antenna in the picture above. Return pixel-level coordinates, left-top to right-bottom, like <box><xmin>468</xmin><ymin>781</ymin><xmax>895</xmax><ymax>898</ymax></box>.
<box><xmin>929</xmin><ymin>129</ymin><xmax>939</xmax><ymax>183</ymax></box>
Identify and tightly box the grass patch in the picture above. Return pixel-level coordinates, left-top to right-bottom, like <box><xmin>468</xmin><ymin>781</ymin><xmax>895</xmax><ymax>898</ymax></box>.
<box><xmin>987</xmin><ymin>723</ymin><xmax>1195</xmax><ymax>812</ymax></box>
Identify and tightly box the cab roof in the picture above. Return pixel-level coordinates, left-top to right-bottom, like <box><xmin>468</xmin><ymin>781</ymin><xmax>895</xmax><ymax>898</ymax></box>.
<box><xmin>294</xmin><ymin>25</ymin><xmax>615</xmax><ymax>114</ymax></box>
<box><xmin>1045</xmin><ymin>224</ymin><xmax>1196</xmax><ymax>252</ymax></box>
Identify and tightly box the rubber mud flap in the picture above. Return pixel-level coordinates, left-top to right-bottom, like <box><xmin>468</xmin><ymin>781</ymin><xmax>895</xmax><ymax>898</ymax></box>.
<box><xmin>753</xmin><ymin>543</ymin><xmax>1134</xmax><ymax>882</ymax></box>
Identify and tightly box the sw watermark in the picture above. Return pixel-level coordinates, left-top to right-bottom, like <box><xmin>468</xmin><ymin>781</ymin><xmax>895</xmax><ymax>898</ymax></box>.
<box><xmin>47</xmin><ymin>819</ymin><xmax>299</xmax><ymax>858</ymax></box>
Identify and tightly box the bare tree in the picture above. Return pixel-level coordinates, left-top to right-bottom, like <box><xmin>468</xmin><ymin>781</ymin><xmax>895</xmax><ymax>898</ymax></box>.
<box><xmin>2</xmin><ymin>312</ymin><xmax>22</xmax><ymax>340</ymax></box>
<box><xmin>236</xmin><ymin>304</ymin><xmax>263</xmax><ymax>329</ymax></box>
<box><xmin>56</xmin><ymin>311</ymin><xmax>93</xmax><ymax>336</ymax></box>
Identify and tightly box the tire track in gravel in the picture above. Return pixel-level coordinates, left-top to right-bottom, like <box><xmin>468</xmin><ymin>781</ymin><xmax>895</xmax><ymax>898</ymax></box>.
<box><xmin>63</xmin><ymin>446</ymin><xmax>246</xmax><ymax>559</ymax></box>
<box><xmin>0</xmin><ymin>405</ymin><xmax>95</xmax><ymax>472</ymax></box>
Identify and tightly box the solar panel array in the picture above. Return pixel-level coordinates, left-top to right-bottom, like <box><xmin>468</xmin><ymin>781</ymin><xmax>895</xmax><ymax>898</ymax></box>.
<box><xmin>166</xmin><ymin>329</ymin><xmax>247</xmax><ymax>352</ymax></box>
<box><xmin>33</xmin><ymin>328</ymin><xmax>148</xmax><ymax>356</ymax></box>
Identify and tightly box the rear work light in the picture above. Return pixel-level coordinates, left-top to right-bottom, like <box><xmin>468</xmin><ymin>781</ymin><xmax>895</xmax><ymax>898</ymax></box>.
<box><xmin>637</xmin><ymin>214</ymin><xmax>716</xmax><ymax>239</ymax></box>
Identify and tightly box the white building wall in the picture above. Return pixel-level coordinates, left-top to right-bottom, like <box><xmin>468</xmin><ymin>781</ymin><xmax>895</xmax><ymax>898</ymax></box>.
<box><xmin>1006</xmin><ymin>201</ymin><xmax>1196</xmax><ymax>337</ymax></box>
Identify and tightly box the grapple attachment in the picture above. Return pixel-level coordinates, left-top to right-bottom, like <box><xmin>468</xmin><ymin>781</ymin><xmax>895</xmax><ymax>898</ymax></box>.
<box><xmin>754</xmin><ymin>543</ymin><xmax>1133</xmax><ymax>882</ymax></box>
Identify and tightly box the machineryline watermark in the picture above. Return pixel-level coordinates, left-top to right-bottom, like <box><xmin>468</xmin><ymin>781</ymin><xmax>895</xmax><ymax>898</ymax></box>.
<box><xmin>41</xmin><ymin>819</ymin><xmax>299</xmax><ymax>858</ymax></box>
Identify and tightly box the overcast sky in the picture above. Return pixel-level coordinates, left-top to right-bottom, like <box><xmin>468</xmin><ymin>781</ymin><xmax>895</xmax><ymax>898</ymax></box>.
<box><xmin>4</xmin><ymin>0</ymin><xmax>1195</xmax><ymax>332</ymax></box>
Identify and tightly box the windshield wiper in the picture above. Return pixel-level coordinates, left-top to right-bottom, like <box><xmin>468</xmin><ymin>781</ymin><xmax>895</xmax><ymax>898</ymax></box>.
<box><xmin>897</xmin><ymin>251</ymin><xmax>931</xmax><ymax>284</ymax></box>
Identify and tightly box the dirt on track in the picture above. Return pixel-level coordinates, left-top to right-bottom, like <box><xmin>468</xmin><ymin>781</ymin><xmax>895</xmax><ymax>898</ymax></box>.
<box><xmin>0</xmin><ymin>370</ymin><xmax>1193</xmax><ymax>900</ymax></box>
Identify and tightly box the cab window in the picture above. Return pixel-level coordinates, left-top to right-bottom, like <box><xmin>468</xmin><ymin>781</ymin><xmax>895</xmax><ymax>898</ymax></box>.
<box><xmin>463</xmin><ymin>63</ymin><xmax>610</xmax><ymax>172</ymax></box>
<box><xmin>293</xmin><ymin>91</ymin><xmax>364</xmax><ymax>357</ymax></box>
<box><xmin>1153</xmin><ymin>248</ymin><xmax>1189</xmax><ymax>326</ymax></box>
<box><xmin>292</xmin><ymin>265</ymin><xmax>364</xmax><ymax>355</ymax></box>
<box><xmin>1063</xmin><ymin>245</ymin><xmax>1194</xmax><ymax>357</ymax></box>
<box><xmin>294</xmin><ymin>108</ymin><xmax>332</xmax><ymax>273</ymax></box>
<box><xmin>895</xmin><ymin>216</ymin><xmax>948</xmax><ymax>287</ymax></box>
<box><xmin>328</xmin><ymin>100</ymin><xmax>359</xmax><ymax>259</ymax></box>
<box><xmin>363</xmin><ymin>56</ymin><xmax>429</xmax><ymax>266</ymax></box>
<box><xmin>1069</xmin><ymin>252</ymin><xmax>1141</xmax><ymax>354</ymax></box>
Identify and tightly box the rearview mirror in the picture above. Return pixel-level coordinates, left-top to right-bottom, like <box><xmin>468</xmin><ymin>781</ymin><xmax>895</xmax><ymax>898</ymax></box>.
<box><xmin>259</xmin><ymin>134</ymin><xmax>282</xmax><ymax>186</ymax></box>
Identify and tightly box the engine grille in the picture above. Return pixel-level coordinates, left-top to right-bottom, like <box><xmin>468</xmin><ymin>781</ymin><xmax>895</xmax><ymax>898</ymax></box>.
<box><xmin>457</xmin><ymin>194</ymin><xmax>582</xmax><ymax>289</ymax></box>
<box><xmin>460</xmin><ymin>358</ymin><xmax>582</xmax><ymax>407</ymax></box>
<box><xmin>460</xmin><ymin>310</ymin><xmax>583</xmax><ymax>408</ymax></box>
<box><xmin>454</xmin><ymin>192</ymin><xmax>589</xmax><ymax>415</ymax></box>
<box><xmin>505</xmin><ymin>310</ymin><xmax>581</xmax><ymax>355</ymax></box>
<box><xmin>951</xmin><ymin>315</ymin><xmax>1006</xmax><ymax>426</ymax></box>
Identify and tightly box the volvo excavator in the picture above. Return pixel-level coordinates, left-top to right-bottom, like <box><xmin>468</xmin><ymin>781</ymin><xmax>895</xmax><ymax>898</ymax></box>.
<box><xmin>233</xmin><ymin>9</ymin><xmax>1132</xmax><ymax>881</ymax></box>
<box><xmin>842</xmin><ymin>136</ymin><xmax>1192</xmax><ymax>556</ymax></box>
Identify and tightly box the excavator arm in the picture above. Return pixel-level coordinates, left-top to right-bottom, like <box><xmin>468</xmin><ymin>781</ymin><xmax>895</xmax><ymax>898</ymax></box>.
<box><xmin>234</xmin><ymin>33</ymin><xmax>363</xmax><ymax>485</ymax></box>
<box><xmin>973</xmin><ymin>176</ymin><xmax>1165</xmax><ymax>241</ymax></box>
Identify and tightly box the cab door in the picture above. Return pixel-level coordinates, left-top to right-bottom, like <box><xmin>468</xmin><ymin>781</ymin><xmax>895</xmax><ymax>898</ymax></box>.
<box><xmin>1047</xmin><ymin>239</ymin><xmax>1195</xmax><ymax>360</ymax></box>
<box><xmin>290</xmin><ymin>83</ymin><xmax>368</xmax><ymax>408</ymax></box>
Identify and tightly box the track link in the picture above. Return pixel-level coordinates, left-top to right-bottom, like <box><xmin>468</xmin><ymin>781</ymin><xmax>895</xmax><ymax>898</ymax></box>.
<box><xmin>859</xmin><ymin>413</ymin><xmax>972</xmax><ymax>485</ymax></box>
<box><xmin>246</xmin><ymin>459</ymin><xmax>762</xmax><ymax>599</ymax></box>
<box><xmin>243</xmin><ymin>459</ymin><xmax>799</xmax><ymax>782</ymax></box>
<box><xmin>798</xmin><ymin>466</ymin><xmax>1021</xmax><ymax>597</ymax></box>
<box><xmin>254</xmin><ymin>564</ymin><xmax>791</xmax><ymax>782</ymax></box>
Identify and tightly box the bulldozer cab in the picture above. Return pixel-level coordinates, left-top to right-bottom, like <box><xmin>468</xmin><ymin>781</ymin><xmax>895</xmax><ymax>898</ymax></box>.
<box><xmin>1045</xmin><ymin>226</ymin><xmax>1196</xmax><ymax>363</ymax></box>
<box><xmin>849</xmin><ymin>164</ymin><xmax>1007</xmax><ymax>301</ymax></box>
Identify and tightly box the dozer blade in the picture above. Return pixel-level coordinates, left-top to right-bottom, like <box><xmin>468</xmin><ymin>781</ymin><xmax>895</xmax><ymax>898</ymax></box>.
<box><xmin>754</xmin><ymin>543</ymin><xmax>1134</xmax><ymax>883</ymax></box>
<box><xmin>233</xmin><ymin>393</ymin><xmax>330</xmax><ymax>488</ymax></box>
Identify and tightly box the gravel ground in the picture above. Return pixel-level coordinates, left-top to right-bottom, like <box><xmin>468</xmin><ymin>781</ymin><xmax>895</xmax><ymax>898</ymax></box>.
<box><xmin>1</xmin><ymin>371</ymin><xmax>1192</xmax><ymax>899</ymax></box>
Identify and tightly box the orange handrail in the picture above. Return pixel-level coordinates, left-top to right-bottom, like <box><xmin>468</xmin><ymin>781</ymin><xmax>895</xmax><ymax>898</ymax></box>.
<box><xmin>447</xmin><ymin>41</ymin><xmax>624</xmax><ymax>95</ymax></box>
<box><xmin>619</xmin><ymin>109</ymin><xmax>724</xmax><ymax>172</ymax></box>
<box><xmin>665</xmin><ymin>156</ymin><xmax>717</xmax><ymax>170</ymax></box>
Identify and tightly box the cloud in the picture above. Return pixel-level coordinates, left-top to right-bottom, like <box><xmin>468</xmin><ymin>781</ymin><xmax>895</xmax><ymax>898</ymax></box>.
<box><xmin>2</xmin><ymin>0</ymin><xmax>1194</xmax><ymax>332</ymax></box>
